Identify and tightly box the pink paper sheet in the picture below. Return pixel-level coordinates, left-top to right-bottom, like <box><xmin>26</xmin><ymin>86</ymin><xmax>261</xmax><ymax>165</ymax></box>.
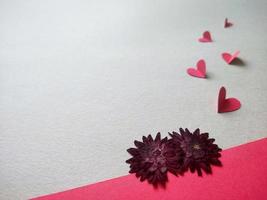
<box><xmin>32</xmin><ymin>138</ymin><xmax>267</xmax><ymax>200</ymax></box>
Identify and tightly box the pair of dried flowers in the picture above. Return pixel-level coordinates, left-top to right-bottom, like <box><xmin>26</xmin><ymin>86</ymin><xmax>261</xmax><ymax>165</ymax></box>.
<box><xmin>126</xmin><ymin>128</ymin><xmax>222</xmax><ymax>186</ymax></box>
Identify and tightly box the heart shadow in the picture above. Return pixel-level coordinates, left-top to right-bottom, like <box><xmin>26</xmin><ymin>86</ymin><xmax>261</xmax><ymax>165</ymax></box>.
<box><xmin>230</xmin><ymin>58</ymin><xmax>246</xmax><ymax>66</ymax></box>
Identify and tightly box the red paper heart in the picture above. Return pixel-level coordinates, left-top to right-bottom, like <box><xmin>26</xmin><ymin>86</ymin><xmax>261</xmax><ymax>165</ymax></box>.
<box><xmin>198</xmin><ymin>31</ymin><xmax>212</xmax><ymax>42</ymax></box>
<box><xmin>224</xmin><ymin>18</ymin><xmax>233</xmax><ymax>28</ymax></box>
<box><xmin>222</xmin><ymin>51</ymin><xmax>240</xmax><ymax>64</ymax></box>
<box><xmin>218</xmin><ymin>86</ymin><xmax>241</xmax><ymax>113</ymax></box>
<box><xmin>187</xmin><ymin>59</ymin><xmax>206</xmax><ymax>78</ymax></box>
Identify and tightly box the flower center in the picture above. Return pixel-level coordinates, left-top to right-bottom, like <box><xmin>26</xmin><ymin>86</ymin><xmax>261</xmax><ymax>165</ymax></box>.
<box><xmin>193</xmin><ymin>144</ymin><xmax>201</xmax><ymax>150</ymax></box>
<box><xmin>149</xmin><ymin>146</ymin><xmax>166</xmax><ymax>167</ymax></box>
<box><xmin>152</xmin><ymin>149</ymin><xmax>161</xmax><ymax>157</ymax></box>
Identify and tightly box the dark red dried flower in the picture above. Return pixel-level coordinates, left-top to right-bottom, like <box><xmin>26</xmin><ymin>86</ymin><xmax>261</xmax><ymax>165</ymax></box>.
<box><xmin>126</xmin><ymin>133</ymin><xmax>184</xmax><ymax>186</ymax></box>
<box><xmin>169</xmin><ymin>128</ymin><xmax>222</xmax><ymax>176</ymax></box>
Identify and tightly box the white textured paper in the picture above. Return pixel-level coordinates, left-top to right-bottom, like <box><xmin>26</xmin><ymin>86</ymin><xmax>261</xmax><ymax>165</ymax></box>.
<box><xmin>0</xmin><ymin>0</ymin><xmax>267</xmax><ymax>199</ymax></box>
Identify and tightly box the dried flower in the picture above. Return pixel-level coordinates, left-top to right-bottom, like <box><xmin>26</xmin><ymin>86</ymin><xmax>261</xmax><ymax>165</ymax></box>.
<box><xmin>169</xmin><ymin>128</ymin><xmax>222</xmax><ymax>176</ymax></box>
<box><xmin>126</xmin><ymin>133</ymin><xmax>183</xmax><ymax>186</ymax></box>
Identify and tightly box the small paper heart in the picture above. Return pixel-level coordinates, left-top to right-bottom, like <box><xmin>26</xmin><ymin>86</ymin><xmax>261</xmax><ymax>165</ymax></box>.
<box><xmin>224</xmin><ymin>18</ymin><xmax>233</xmax><ymax>28</ymax></box>
<box><xmin>218</xmin><ymin>86</ymin><xmax>241</xmax><ymax>113</ymax></box>
<box><xmin>222</xmin><ymin>51</ymin><xmax>240</xmax><ymax>64</ymax></box>
<box><xmin>187</xmin><ymin>59</ymin><xmax>206</xmax><ymax>78</ymax></box>
<box><xmin>198</xmin><ymin>31</ymin><xmax>212</xmax><ymax>42</ymax></box>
